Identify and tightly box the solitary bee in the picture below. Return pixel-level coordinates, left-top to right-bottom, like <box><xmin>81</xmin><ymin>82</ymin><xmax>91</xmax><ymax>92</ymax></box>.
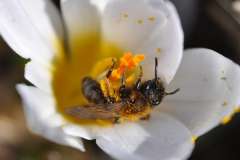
<box><xmin>65</xmin><ymin>57</ymin><xmax>179</xmax><ymax>123</ymax></box>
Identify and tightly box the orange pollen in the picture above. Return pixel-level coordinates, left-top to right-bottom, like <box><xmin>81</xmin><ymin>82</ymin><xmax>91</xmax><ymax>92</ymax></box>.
<box><xmin>110</xmin><ymin>52</ymin><xmax>145</xmax><ymax>81</ymax></box>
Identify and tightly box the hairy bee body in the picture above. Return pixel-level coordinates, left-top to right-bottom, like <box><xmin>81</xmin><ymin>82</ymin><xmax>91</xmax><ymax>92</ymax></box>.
<box><xmin>65</xmin><ymin>58</ymin><xmax>179</xmax><ymax>123</ymax></box>
<box><xmin>81</xmin><ymin>77</ymin><xmax>106</xmax><ymax>104</ymax></box>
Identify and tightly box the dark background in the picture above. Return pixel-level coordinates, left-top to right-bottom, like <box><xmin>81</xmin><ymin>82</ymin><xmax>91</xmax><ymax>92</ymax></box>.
<box><xmin>0</xmin><ymin>0</ymin><xmax>239</xmax><ymax>159</ymax></box>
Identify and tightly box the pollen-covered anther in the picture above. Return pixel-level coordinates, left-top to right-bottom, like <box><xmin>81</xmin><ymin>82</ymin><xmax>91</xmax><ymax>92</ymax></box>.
<box><xmin>110</xmin><ymin>52</ymin><xmax>145</xmax><ymax>81</ymax></box>
<box><xmin>126</xmin><ymin>74</ymin><xmax>135</xmax><ymax>84</ymax></box>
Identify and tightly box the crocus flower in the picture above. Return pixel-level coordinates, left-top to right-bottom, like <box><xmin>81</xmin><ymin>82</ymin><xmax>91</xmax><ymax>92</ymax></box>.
<box><xmin>0</xmin><ymin>0</ymin><xmax>240</xmax><ymax>160</ymax></box>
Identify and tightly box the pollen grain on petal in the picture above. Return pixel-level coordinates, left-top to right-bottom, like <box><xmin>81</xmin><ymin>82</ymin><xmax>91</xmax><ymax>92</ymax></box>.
<box><xmin>221</xmin><ymin>105</ymin><xmax>240</xmax><ymax>125</ymax></box>
<box><xmin>234</xmin><ymin>105</ymin><xmax>240</xmax><ymax>113</ymax></box>
<box><xmin>122</xmin><ymin>13</ymin><xmax>129</xmax><ymax>18</ymax></box>
<box><xmin>148</xmin><ymin>16</ymin><xmax>156</xmax><ymax>22</ymax></box>
<box><xmin>221</xmin><ymin>76</ymin><xmax>227</xmax><ymax>81</ymax></box>
<box><xmin>222</xmin><ymin>101</ymin><xmax>228</xmax><ymax>107</ymax></box>
<box><xmin>221</xmin><ymin>115</ymin><xmax>233</xmax><ymax>124</ymax></box>
<box><xmin>191</xmin><ymin>135</ymin><xmax>198</xmax><ymax>144</ymax></box>
<box><xmin>156</xmin><ymin>48</ymin><xmax>161</xmax><ymax>54</ymax></box>
<box><xmin>137</xmin><ymin>19</ymin><xmax>144</xmax><ymax>24</ymax></box>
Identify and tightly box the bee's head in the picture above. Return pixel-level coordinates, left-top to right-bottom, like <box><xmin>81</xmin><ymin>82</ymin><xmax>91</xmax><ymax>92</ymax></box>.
<box><xmin>140</xmin><ymin>79</ymin><xmax>165</xmax><ymax>106</ymax></box>
<box><xmin>141</xmin><ymin>58</ymin><xmax>164</xmax><ymax>106</ymax></box>
<box><xmin>140</xmin><ymin>57</ymin><xmax>179</xmax><ymax>106</ymax></box>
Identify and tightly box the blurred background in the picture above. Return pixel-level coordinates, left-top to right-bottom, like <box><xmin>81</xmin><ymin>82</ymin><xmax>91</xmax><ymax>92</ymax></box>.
<box><xmin>0</xmin><ymin>0</ymin><xmax>240</xmax><ymax>159</ymax></box>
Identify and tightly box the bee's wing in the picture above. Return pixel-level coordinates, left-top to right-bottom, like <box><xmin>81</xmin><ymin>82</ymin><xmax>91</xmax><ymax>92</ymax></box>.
<box><xmin>65</xmin><ymin>103</ymin><xmax>122</xmax><ymax>120</ymax></box>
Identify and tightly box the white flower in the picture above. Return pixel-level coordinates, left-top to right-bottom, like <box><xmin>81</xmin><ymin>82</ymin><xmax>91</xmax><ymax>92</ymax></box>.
<box><xmin>0</xmin><ymin>0</ymin><xmax>240</xmax><ymax>160</ymax></box>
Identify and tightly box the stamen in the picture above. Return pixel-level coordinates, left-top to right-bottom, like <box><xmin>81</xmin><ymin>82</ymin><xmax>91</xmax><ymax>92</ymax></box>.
<box><xmin>111</xmin><ymin>69</ymin><xmax>122</xmax><ymax>81</ymax></box>
<box><xmin>110</xmin><ymin>52</ymin><xmax>145</xmax><ymax>81</ymax></box>
<box><xmin>100</xmin><ymin>79</ymin><xmax>115</xmax><ymax>98</ymax></box>
<box><xmin>133</xmin><ymin>54</ymin><xmax>145</xmax><ymax>66</ymax></box>
<box><xmin>126</xmin><ymin>74</ymin><xmax>135</xmax><ymax>85</ymax></box>
<box><xmin>100</xmin><ymin>79</ymin><xmax>108</xmax><ymax>97</ymax></box>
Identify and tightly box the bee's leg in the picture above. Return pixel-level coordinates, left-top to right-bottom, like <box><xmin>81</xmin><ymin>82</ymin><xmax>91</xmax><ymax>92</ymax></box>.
<box><xmin>104</xmin><ymin>79</ymin><xmax>116</xmax><ymax>104</ymax></box>
<box><xmin>119</xmin><ymin>73</ymin><xmax>132</xmax><ymax>103</ymax></box>
<box><xmin>165</xmin><ymin>88</ymin><xmax>180</xmax><ymax>96</ymax></box>
<box><xmin>113</xmin><ymin>117</ymin><xmax>120</xmax><ymax>124</ymax></box>
<box><xmin>119</xmin><ymin>72</ymin><xmax>126</xmax><ymax>97</ymax></box>
<box><xmin>135</xmin><ymin>65</ymin><xmax>143</xmax><ymax>90</ymax></box>
<box><xmin>103</xmin><ymin>59</ymin><xmax>117</xmax><ymax>104</ymax></box>
<box><xmin>155</xmin><ymin>57</ymin><xmax>158</xmax><ymax>80</ymax></box>
<box><xmin>106</xmin><ymin>58</ymin><xmax>116</xmax><ymax>78</ymax></box>
<box><xmin>119</xmin><ymin>72</ymin><xmax>128</xmax><ymax>94</ymax></box>
<box><xmin>121</xmin><ymin>72</ymin><xmax>126</xmax><ymax>86</ymax></box>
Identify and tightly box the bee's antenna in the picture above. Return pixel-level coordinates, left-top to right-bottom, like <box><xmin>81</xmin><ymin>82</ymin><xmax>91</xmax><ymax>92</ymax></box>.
<box><xmin>165</xmin><ymin>88</ymin><xmax>180</xmax><ymax>96</ymax></box>
<box><xmin>155</xmin><ymin>57</ymin><xmax>158</xmax><ymax>80</ymax></box>
<box><xmin>139</xmin><ymin>65</ymin><xmax>143</xmax><ymax>80</ymax></box>
<box><xmin>121</xmin><ymin>72</ymin><xmax>126</xmax><ymax>86</ymax></box>
<box><xmin>106</xmin><ymin>58</ymin><xmax>116</xmax><ymax>78</ymax></box>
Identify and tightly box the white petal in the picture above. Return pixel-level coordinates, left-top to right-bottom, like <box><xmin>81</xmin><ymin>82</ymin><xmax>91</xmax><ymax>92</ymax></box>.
<box><xmin>102</xmin><ymin>0</ymin><xmax>183</xmax><ymax>84</ymax></box>
<box><xmin>25</xmin><ymin>61</ymin><xmax>52</xmax><ymax>93</ymax></box>
<box><xmin>16</xmin><ymin>85</ymin><xmax>85</xmax><ymax>151</ymax></box>
<box><xmin>96</xmin><ymin>112</ymin><xmax>193</xmax><ymax>160</ymax></box>
<box><xmin>62</xmin><ymin>111</ymin><xmax>193</xmax><ymax>159</ymax></box>
<box><xmin>0</xmin><ymin>0</ymin><xmax>63</xmax><ymax>66</ymax></box>
<box><xmin>62</xmin><ymin>124</ymin><xmax>102</xmax><ymax>140</ymax></box>
<box><xmin>160</xmin><ymin>48</ymin><xmax>240</xmax><ymax>137</ymax></box>
<box><xmin>16</xmin><ymin>85</ymin><xmax>55</xmax><ymax>119</ymax></box>
<box><xmin>63</xmin><ymin>119</ymin><xmax>150</xmax><ymax>142</ymax></box>
<box><xmin>140</xmin><ymin>1</ymin><xmax>183</xmax><ymax>84</ymax></box>
<box><xmin>61</xmin><ymin>0</ymin><xmax>100</xmax><ymax>38</ymax></box>
<box><xmin>102</xmin><ymin>0</ymin><xmax>166</xmax><ymax>50</ymax></box>
<box><xmin>90</xmin><ymin>0</ymin><xmax>110</xmax><ymax>12</ymax></box>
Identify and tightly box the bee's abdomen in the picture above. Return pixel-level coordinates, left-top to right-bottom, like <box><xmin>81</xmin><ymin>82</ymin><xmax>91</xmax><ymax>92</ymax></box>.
<box><xmin>82</xmin><ymin>77</ymin><xmax>106</xmax><ymax>104</ymax></box>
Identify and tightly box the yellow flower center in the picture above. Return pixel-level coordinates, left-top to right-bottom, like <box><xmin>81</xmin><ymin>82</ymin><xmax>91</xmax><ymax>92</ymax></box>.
<box><xmin>52</xmin><ymin>34</ymin><xmax>151</xmax><ymax>126</ymax></box>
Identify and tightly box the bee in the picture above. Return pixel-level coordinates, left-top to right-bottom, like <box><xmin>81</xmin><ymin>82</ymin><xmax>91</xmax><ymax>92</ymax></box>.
<box><xmin>65</xmin><ymin>57</ymin><xmax>179</xmax><ymax>123</ymax></box>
